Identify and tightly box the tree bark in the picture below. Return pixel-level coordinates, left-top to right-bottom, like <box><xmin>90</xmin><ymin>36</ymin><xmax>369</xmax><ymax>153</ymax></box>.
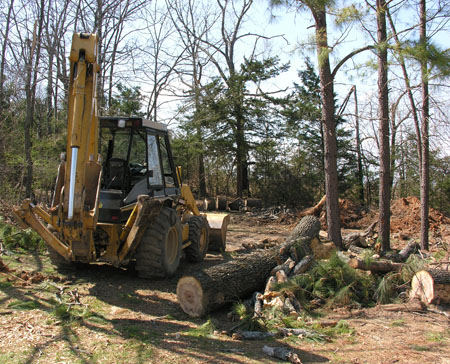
<box><xmin>177</xmin><ymin>215</ymin><xmax>320</xmax><ymax>317</ymax></box>
<box><xmin>348</xmin><ymin>258</ymin><xmax>402</xmax><ymax>273</ymax></box>
<box><xmin>311</xmin><ymin>7</ymin><xmax>342</xmax><ymax>249</ymax></box>
<box><xmin>354</xmin><ymin>86</ymin><xmax>365</xmax><ymax>204</ymax></box>
<box><xmin>377</xmin><ymin>0</ymin><xmax>391</xmax><ymax>251</ymax></box>
<box><xmin>410</xmin><ymin>270</ymin><xmax>450</xmax><ymax>304</ymax></box>
<box><xmin>419</xmin><ymin>0</ymin><xmax>430</xmax><ymax>251</ymax></box>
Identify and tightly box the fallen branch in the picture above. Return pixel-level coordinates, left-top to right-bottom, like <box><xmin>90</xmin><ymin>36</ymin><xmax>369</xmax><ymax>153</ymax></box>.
<box><xmin>291</xmin><ymin>255</ymin><xmax>314</xmax><ymax>276</ymax></box>
<box><xmin>262</xmin><ymin>345</ymin><xmax>303</xmax><ymax>364</ymax></box>
<box><xmin>348</xmin><ymin>258</ymin><xmax>403</xmax><ymax>273</ymax></box>
<box><xmin>232</xmin><ymin>331</ymin><xmax>276</xmax><ymax>340</ymax></box>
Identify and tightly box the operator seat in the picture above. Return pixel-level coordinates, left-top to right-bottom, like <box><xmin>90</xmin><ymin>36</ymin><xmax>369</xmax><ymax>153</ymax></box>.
<box><xmin>106</xmin><ymin>158</ymin><xmax>130</xmax><ymax>191</ymax></box>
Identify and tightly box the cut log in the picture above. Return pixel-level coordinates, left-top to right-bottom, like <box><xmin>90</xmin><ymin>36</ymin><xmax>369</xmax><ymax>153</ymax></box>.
<box><xmin>177</xmin><ymin>216</ymin><xmax>321</xmax><ymax>317</ymax></box>
<box><xmin>245</xmin><ymin>198</ymin><xmax>262</xmax><ymax>209</ymax></box>
<box><xmin>399</xmin><ymin>240</ymin><xmax>420</xmax><ymax>261</ymax></box>
<box><xmin>216</xmin><ymin>196</ymin><xmax>227</xmax><ymax>211</ymax></box>
<box><xmin>347</xmin><ymin>245</ymin><xmax>366</xmax><ymax>255</ymax></box>
<box><xmin>291</xmin><ymin>255</ymin><xmax>314</xmax><ymax>276</ymax></box>
<box><xmin>275</xmin><ymin>270</ymin><xmax>288</xmax><ymax>284</ymax></box>
<box><xmin>228</xmin><ymin>197</ymin><xmax>244</xmax><ymax>211</ymax></box>
<box><xmin>271</xmin><ymin>257</ymin><xmax>296</xmax><ymax>276</ymax></box>
<box><xmin>291</xmin><ymin>215</ymin><xmax>321</xmax><ymax>239</ymax></box>
<box><xmin>410</xmin><ymin>269</ymin><xmax>450</xmax><ymax>304</ymax></box>
<box><xmin>204</xmin><ymin>198</ymin><xmax>216</xmax><ymax>211</ymax></box>
<box><xmin>348</xmin><ymin>258</ymin><xmax>403</xmax><ymax>273</ymax></box>
<box><xmin>262</xmin><ymin>345</ymin><xmax>303</xmax><ymax>364</ymax></box>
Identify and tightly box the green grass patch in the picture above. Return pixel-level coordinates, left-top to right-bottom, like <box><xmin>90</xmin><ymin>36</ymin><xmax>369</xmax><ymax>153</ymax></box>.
<box><xmin>0</xmin><ymin>280</ymin><xmax>13</xmax><ymax>289</ymax></box>
<box><xmin>185</xmin><ymin>319</ymin><xmax>217</xmax><ymax>338</ymax></box>
<box><xmin>427</xmin><ymin>331</ymin><xmax>447</xmax><ymax>342</ymax></box>
<box><xmin>0</xmin><ymin>349</ymin><xmax>30</xmax><ymax>364</ymax></box>
<box><xmin>410</xmin><ymin>344</ymin><xmax>431</xmax><ymax>352</ymax></box>
<box><xmin>7</xmin><ymin>299</ymin><xmax>41</xmax><ymax>310</ymax></box>
<box><xmin>121</xmin><ymin>325</ymin><xmax>159</xmax><ymax>343</ymax></box>
<box><xmin>390</xmin><ymin>319</ymin><xmax>406</xmax><ymax>327</ymax></box>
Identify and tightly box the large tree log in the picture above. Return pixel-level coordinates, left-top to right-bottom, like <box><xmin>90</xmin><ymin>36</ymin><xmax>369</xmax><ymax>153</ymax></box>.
<box><xmin>410</xmin><ymin>269</ymin><xmax>450</xmax><ymax>304</ymax></box>
<box><xmin>177</xmin><ymin>216</ymin><xmax>320</xmax><ymax>317</ymax></box>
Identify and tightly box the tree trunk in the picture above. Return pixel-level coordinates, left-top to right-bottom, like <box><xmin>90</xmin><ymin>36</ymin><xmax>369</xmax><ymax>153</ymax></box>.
<box><xmin>419</xmin><ymin>0</ymin><xmax>429</xmax><ymax>251</ymax></box>
<box><xmin>312</xmin><ymin>7</ymin><xmax>342</xmax><ymax>249</ymax></box>
<box><xmin>0</xmin><ymin>0</ymin><xmax>14</xmax><ymax>161</ymax></box>
<box><xmin>354</xmin><ymin>86</ymin><xmax>364</xmax><ymax>204</ymax></box>
<box><xmin>377</xmin><ymin>0</ymin><xmax>391</xmax><ymax>252</ymax></box>
<box><xmin>177</xmin><ymin>215</ymin><xmax>320</xmax><ymax>317</ymax></box>
<box><xmin>410</xmin><ymin>270</ymin><xmax>450</xmax><ymax>304</ymax></box>
<box><xmin>0</xmin><ymin>0</ymin><xmax>14</xmax><ymax>114</ymax></box>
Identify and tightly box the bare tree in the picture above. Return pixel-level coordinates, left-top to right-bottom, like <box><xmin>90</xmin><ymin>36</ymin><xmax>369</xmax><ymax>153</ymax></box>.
<box><xmin>167</xmin><ymin>0</ymin><xmax>219</xmax><ymax>197</ymax></box>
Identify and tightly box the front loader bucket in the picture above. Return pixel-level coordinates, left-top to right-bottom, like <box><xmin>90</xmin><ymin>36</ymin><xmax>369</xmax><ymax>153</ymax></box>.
<box><xmin>205</xmin><ymin>213</ymin><xmax>230</xmax><ymax>252</ymax></box>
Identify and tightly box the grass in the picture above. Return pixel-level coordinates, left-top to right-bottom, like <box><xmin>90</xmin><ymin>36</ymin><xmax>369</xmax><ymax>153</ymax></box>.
<box><xmin>0</xmin><ymin>280</ymin><xmax>13</xmax><ymax>289</ymax></box>
<box><xmin>426</xmin><ymin>331</ymin><xmax>448</xmax><ymax>342</ymax></box>
<box><xmin>390</xmin><ymin>319</ymin><xmax>406</xmax><ymax>327</ymax></box>
<box><xmin>122</xmin><ymin>324</ymin><xmax>160</xmax><ymax>342</ymax></box>
<box><xmin>7</xmin><ymin>299</ymin><xmax>41</xmax><ymax>310</ymax></box>
<box><xmin>410</xmin><ymin>344</ymin><xmax>432</xmax><ymax>352</ymax></box>
<box><xmin>185</xmin><ymin>319</ymin><xmax>217</xmax><ymax>338</ymax></box>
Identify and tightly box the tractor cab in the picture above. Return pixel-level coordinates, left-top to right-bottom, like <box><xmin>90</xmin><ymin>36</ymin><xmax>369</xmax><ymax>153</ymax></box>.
<box><xmin>98</xmin><ymin>116</ymin><xmax>180</xmax><ymax>222</ymax></box>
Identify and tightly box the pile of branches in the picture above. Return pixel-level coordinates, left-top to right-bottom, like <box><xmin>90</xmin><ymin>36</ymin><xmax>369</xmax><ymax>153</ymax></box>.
<box><xmin>227</xmin><ymin>219</ymin><xmax>431</xmax><ymax>342</ymax></box>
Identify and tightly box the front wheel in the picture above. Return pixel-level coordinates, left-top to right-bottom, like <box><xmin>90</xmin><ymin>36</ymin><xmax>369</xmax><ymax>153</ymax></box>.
<box><xmin>135</xmin><ymin>207</ymin><xmax>182</xmax><ymax>278</ymax></box>
<box><xmin>185</xmin><ymin>216</ymin><xmax>210</xmax><ymax>262</ymax></box>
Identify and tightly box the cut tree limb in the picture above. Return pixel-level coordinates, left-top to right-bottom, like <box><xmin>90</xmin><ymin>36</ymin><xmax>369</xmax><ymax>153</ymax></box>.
<box><xmin>348</xmin><ymin>258</ymin><xmax>403</xmax><ymax>273</ymax></box>
<box><xmin>291</xmin><ymin>255</ymin><xmax>314</xmax><ymax>276</ymax></box>
<box><xmin>410</xmin><ymin>269</ymin><xmax>450</xmax><ymax>304</ymax></box>
<box><xmin>383</xmin><ymin>240</ymin><xmax>420</xmax><ymax>262</ymax></box>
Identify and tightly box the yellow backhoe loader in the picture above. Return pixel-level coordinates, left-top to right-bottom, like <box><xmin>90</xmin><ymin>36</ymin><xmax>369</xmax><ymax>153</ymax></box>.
<box><xmin>12</xmin><ymin>33</ymin><xmax>229</xmax><ymax>278</ymax></box>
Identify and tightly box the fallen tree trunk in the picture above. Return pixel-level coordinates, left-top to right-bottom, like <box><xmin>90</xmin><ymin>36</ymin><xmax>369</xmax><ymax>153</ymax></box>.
<box><xmin>177</xmin><ymin>236</ymin><xmax>311</xmax><ymax>317</ymax></box>
<box><xmin>348</xmin><ymin>258</ymin><xmax>403</xmax><ymax>273</ymax></box>
<box><xmin>410</xmin><ymin>269</ymin><xmax>450</xmax><ymax>304</ymax></box>
<box><xmin>177</xmin><ymin>216</ymin><xmax>320</xmax><ymax>317</ymax></box>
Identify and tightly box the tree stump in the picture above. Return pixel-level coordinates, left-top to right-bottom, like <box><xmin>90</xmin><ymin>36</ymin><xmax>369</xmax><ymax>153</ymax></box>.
<box><xmin>177</xmin><ymin>215</ymin><xmax>320</xmax><ymax>317</ymax></box>
<box><xmin>410</xmin><ymin>269</ymin><xmax>450</xmax><ymax>304</ymax></box>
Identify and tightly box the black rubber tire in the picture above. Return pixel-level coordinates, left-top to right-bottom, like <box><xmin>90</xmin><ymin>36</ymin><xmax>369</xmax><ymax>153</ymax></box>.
<box><xmin>185</xmin><ymin>216</ymin><xmax>210</xmax><ymax>262</ymax></box>
<box><xmin>135</xmin><ymin>207</ymin><xmax>182</xmax><ymax>278</ymax></box>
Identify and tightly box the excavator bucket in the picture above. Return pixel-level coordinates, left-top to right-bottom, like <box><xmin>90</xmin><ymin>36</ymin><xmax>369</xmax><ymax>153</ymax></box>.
<box><xmin>205</xmin><ymin>213</ymin><xmax>230</xmax><ymax>252</ymax></box>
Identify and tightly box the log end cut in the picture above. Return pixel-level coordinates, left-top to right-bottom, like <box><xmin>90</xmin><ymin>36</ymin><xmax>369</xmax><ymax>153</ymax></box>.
<box><xmin>410</xmin><ymin>270</ymin><xmax>450</xmax><ymax>304</ymax></box>
<box><xmin>177</xmin><ymin>276</ymin><xmax>206</xmax><ymax>317</ymax></box>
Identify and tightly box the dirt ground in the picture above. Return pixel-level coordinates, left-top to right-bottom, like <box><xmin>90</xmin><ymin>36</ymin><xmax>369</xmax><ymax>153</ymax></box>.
<box><xmin>1</xmin><ymin>209</ymin><xmax>450</xmax><ymax>364</ymax></box>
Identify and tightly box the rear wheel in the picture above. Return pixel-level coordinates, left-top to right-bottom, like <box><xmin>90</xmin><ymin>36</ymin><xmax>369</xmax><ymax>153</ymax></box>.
<box><xmin>135</xmin><ymin>207</ymin><xmax>182</xmax><ymax>278</ymax></box>
<box><xmin>185</xmin><ymin>216</ymin><xmax>209</xmax><ymax>262</ymax></box>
